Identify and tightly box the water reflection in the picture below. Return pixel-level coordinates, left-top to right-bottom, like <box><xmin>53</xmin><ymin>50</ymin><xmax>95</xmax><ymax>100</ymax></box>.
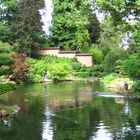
<box><xmin>0</xmin><ymin>82</ymin><xmax>140</xmax><ymax>140</ymax></box>
<box><xmin>91</xmin><ymin>122</ymin><xmax>113</xmax><ymax>140</ymax></box>
<box><xmin>124</xmin><ymin>101</ymin><xmax>131</xmax><ymax>115</ymax></box>
<box><xmin>47</xmin><ymin>93</ymin><xmax>93</xmax><ymax>108</ymax></box>
<box><xmin>115</xmin><ymin>98</ymin><xmax>132</xmax><ymax>115</ymax></box>
<box><xmin>42</xmin><ymin>107</ymin><xmax>53</xmax><ymax>140</ymax></box>
<box><xmin>115</xmin><ymin>97</ymin><xmax>125</xmax><ymax>104</ymax></box>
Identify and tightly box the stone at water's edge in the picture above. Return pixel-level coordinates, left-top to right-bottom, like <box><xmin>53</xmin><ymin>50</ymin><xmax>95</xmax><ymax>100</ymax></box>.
<box><xmin>107</xmin><ymin>79</ymin><xmax>133</xmax><ymax>94</ymax></box>
<box><xmin>0</xmin><ymin>105</ymin><xmax>20</xmax><ymax>117</ymax></box>
<box><xmin>0</xmin><ymin>110</ymin><xmax>8</xmax><ymax>117</ymax></box>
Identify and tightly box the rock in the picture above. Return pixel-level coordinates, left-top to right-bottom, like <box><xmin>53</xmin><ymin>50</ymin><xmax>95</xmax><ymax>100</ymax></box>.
<box><xmin>9</xmin><ymin>105</ymin><xmax>21</xmax><ymax>115</ymax></box>
<box><xmin>24</xmin><ymin>99</ymin><xmax>29</xmax><ymax>102</ymax></box>
<box><xmin>128</xmin><ymin>88</ymin><xmax>134</xmax><ymax>93</ymax></box>
<box><xmin>0</xmin><ymin>105</ymin><xmax>20</xmax><ymax>117</ymax></box>
<box><xmin>0</xmin><ymin>99</ymin><xmax>6</xmax><ymax>104</ymax></box>
<box><xmin>13</xmin><ymin>105</ymin><xmax>20</xmax><ymax>111</ymax></box>
<box><xmin>107</xmin><ymin>80</ymin><xmax>129</xmax><ymax>94</ymax></box>
<box><xmin>116</xmin><ymin>81</ymin><xmax>128</xmax><ymax>94</ymax></box>
<box><xmin>0</xmin><ymin>110</ymin><xmax>8</xmax><ymax>117</ymax></box>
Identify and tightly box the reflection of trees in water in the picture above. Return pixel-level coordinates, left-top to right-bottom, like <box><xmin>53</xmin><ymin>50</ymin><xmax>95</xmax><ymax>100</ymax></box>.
<box><xmin>45</xmin><ymin>82</ymin><xmax>95</xmax><ymax>108</ymax></box>
<box><xmin>111</xmin><ymin>99</ymin><xmax>140</xmax><ymax>140</ymax></box>
<box><xmin>51</xmin><ymin>105</ymin><xmax>91</xmax><ymax>140</ymax></box>
<box><xmin>86</xmin><ymin>98</ymin><xmax>140</xmax><ymax>140</ymax></box>
<box><xmin>46</xmin><ymin>82</ymin><xmax>96</xmax><ymax>140</ymax></box>
<box><xmin>119</xmin><ymin>100</ymin><xmax>140</xmax><ymax>139</ymax></box>
<box><xmin>0</xmin><ymin>102</ymin><xmax>45</xmax><ymax>140</ymax></box>
<box><xmin>115</xmin><ymin>97</ymin><xmax>125</xmax><ymax>104</ymax></box>
<box><xmin>0</xmin><ymin>89</ymin><xmax>47</xmax><ymax>140</ymax></box>
<box><xmin>87</xmin><ymin>109</ymin><xmax>101</xmax><ymax>139</ymax></box>
<box><xmin>0</xmin><ymin>82</ymin><xmax>140</xmax><ymax>140</ymax></box>
<box><xmin>86</xmin><ymin>98</ymin><xmax>117</xmax><ymax>139</ymax></box>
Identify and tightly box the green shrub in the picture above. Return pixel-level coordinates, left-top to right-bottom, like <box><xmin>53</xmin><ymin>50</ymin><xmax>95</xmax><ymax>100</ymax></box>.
<box><xmin>73</xmin><ymin>63</ymin><xmax>93</xmax><ymax>73</ymax></box>
<box><xmin>0</xmin><ymin>53</ymin><xmax>14</xmax><ymax>66</ymax></box>
<box><xmin>124</xmin><ymin>55</ymin><xmax>140</xmax><ymax>80</ymax></box>
<box><xmin>103</xmin><ymin>47</ymin><xmax>129</xmax><ymax>73</ymax></box>
<box><xmin>75</xmin><ymin>72</ymin><xmax>91</xmax><ymax>78</ymax></box>
<box><xmin>28</xmin><ymin>59</ymin><xmax>47</xmax><ymax>75</ymax></box>
<box><xmin>72</xmin><ymin>62</ymin><xmax>82</xmax><ymax>71</ymax></box>
<box><xmin>48</xmin><ymin>63</ymin><xmax>73</xmax><ymax>80</ymax></box>
<box><xmin>25</xmin><ymin>73</ymin><xmax>43</xmax><ymax>83</ymax></box>
<box><xmin>0</xmin><ymin>66</ymin><xmax>13</xmax><ymax>76</ymax></box>
<box><xmin>115</xmin><ymin>60</ymin><xmax>126</xmax><ymax>76</ymax></box>
<box><xmin>0</xmin><ymin>41</ymin><xmax>13</xmax><ymax>53</ymax></box>
<box><xmin>79</xmin><ymin>66</ymin><xmax>90</xmax><ymax>72</ymax></box>
<box><xmin>0</xmin><ymin>83</ymin><xmax>16</xmax><ymax>93</ymax></box>
<box><xmin>33</xmin><ymin>74</ymin><xmax>43</xmax><ymax>82</ymax></box>
<box><xmin>0</xmin><ymin>76</ymin><xmax>5</xmax><ymax>82</ymax></box>
<box><xmin>133</xmin><ymin>81</ymin><xmax>140</xmax><ymax>92</ymax></box>
<box><xmin>103</xmin><ymin>73</ymin><xmax>118</xmax><ymax>85</ymax></box>
<box><xmin>28</xmin><ymin>55</ymin><xmax>93</xmax><ymax>82</ymax></box>
<box><xmin>89</xmin><ymin>45</ymin><xmax>104</xmax><ymax>64</ymax></box>
<box><xmin>93</xmin><ymin>65</ymin><xmax>104</xmax><ymax>77</ymax></box>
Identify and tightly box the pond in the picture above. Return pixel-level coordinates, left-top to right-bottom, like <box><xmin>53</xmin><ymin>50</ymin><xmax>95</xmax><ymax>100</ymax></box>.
<box><xmin>0</xmin><ymin>82</ymin><xmax>140</xmax><ymax>140</ymax></box>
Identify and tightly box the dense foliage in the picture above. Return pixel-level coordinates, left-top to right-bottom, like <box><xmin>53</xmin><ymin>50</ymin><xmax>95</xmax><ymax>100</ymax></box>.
<box><xmin>27</xmin><ymin>55</ymin><xmax>93</xmax><ymax>82</ymax></box>
<box><xmin>93</xmin><ymin>0</ymin><xmax>140</xmax><ymax>91</ymax></box>
<box><xmin>0</xmin><ymin>41</ymin><xmax>16</xmax><ymax>93</ymax></box>
<box><xmin>0</xmin><ymin>41</ymin><xmax>14</xmax><ymax>73</ymax></box>
<box><xmin>0</xmin><ymin>0</ymin><xmax>16</xmax><ymax>42</ymax></box>
<box><xmin>0</xmin><ymin>0</ymin><xmax>47</xmax><ymax>54</ymax></box>
<box><xmin>103</xmin><ymin>47</ymin><xmax>129</xmax><ymax>73</ymax></box>
<box><xmin>47</xmin><ymin>0</ymin><xmax>100</xmax><ymax>52</ymax></box>
<box><xmin>11</xmin><ymin>0</ymin><xmax>47</xmax><ymax>54</ymax></box>
<box><xmin>125</xmin><ymin>55</ymin><xmax>140</xmax><ymax>81</ymax></box>
<box><xmin>95</xmin><ymin>0</ymin><xmax>140</xmax><ymax>26</ymax></box>
<box><xmin>48</xmin><ymin>0</ymin><xmax>90</xmax><ymax>51</ymax></box>
<box><xmin>89</xmin><ymin>45</ymin><xmax>103</xmax><ymax>64</ymax></box>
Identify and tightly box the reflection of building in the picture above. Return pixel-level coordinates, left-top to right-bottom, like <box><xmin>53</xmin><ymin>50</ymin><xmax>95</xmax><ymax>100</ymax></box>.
<box><xmin>115</xmin><ymin>97</ymin><xmax>125</xmax><ymax>104</ymax></box>
<box><xmin>47</xmin><ymin>93</ymin><xmax>93</xmax><ymax>109</ymax></box>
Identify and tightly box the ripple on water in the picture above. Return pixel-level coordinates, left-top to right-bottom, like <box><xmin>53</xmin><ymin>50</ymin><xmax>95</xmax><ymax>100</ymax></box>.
<box><xmin>90</xmin><ymin>122</ymin><xmax>113</xmax><ymax>140</ymax></box>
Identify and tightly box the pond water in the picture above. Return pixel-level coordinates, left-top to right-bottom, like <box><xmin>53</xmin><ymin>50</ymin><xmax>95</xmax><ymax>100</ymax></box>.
<box><xmin>0</xmin><ymin>82</ymin><xmax>140</xmax><ymax>140</ymax></box>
